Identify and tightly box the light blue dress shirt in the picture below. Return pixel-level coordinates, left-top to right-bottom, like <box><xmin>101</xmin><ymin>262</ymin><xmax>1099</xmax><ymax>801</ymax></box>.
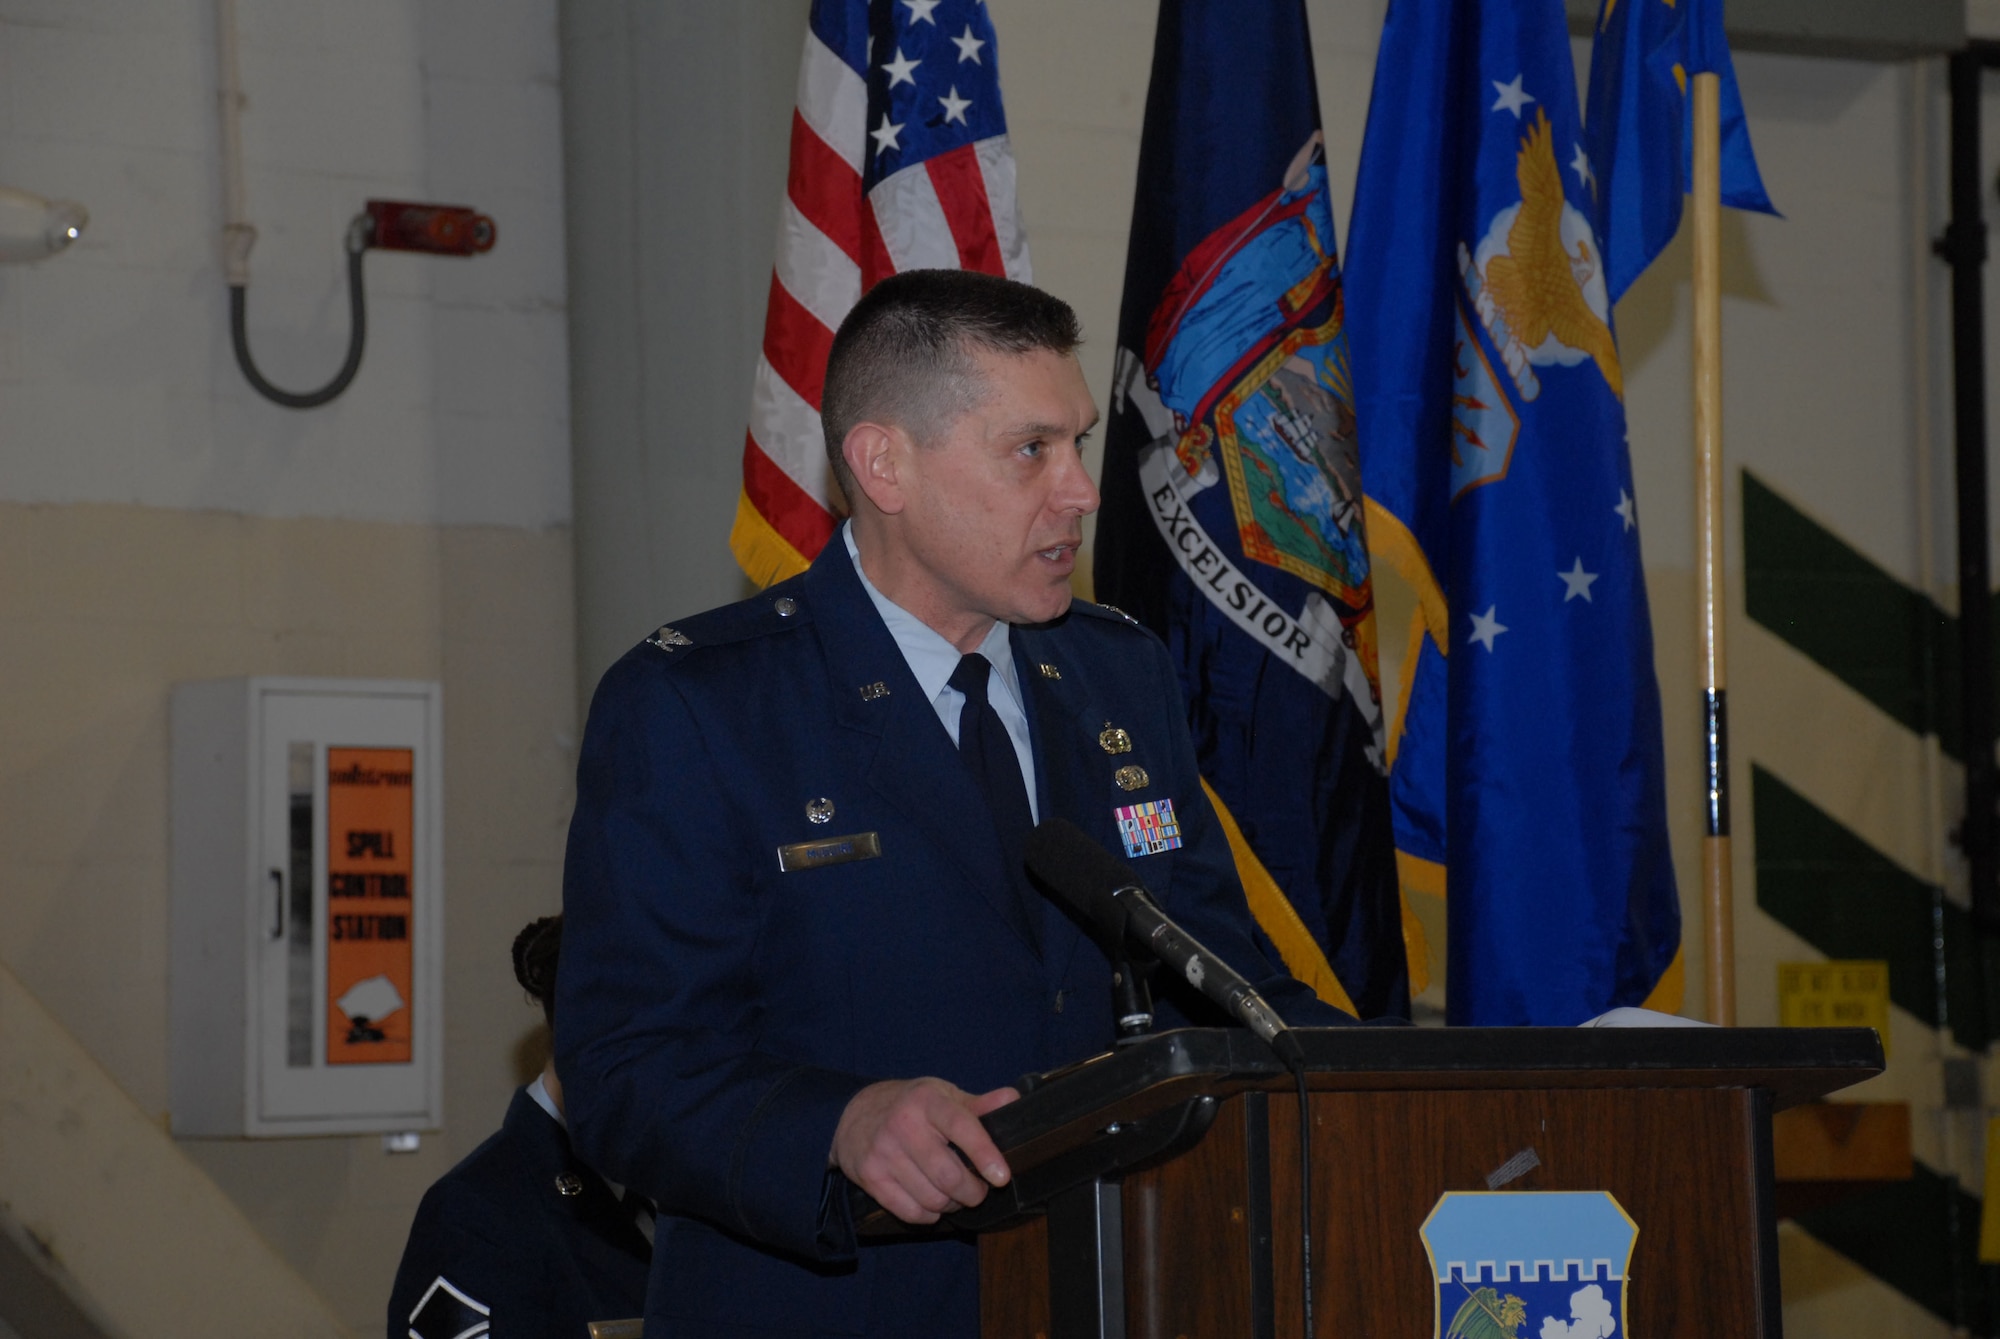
<box><xmin>843</xmin><ymin>523</ymin><xmax>1039</xmax><ymax>822</ymax></box>
<box><xmin>527</xmin><ymin>1071</ymin><xmax>564</xmax><ymax>1127</ymax></box>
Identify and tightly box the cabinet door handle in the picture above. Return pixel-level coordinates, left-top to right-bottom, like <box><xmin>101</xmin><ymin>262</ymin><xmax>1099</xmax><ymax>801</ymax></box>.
<box><xmin>269</xmin><ymin>868</ymin><xmax>285</xmax><ymax>940</ymax></box>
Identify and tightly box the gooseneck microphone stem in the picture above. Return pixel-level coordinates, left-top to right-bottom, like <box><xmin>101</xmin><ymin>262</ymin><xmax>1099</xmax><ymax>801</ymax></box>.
<box><xmin>1023</xmin><ymin>818</ymin><xmax>1316</xmax><ymax>1331</ymax></box>
<box><xmin>1111</xmin><ymin>956</ymin><xmax>1154</xmax><ymax>1045</ymax></box>
<box><xmin>1110</xmin><ymin>881</ymin><xmax>1306</xmax><ymax>1066</ymax></box>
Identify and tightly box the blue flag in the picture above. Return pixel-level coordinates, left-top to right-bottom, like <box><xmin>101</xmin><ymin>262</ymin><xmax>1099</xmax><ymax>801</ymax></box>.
<box><xmin>1347</xmin><ymin>0</ymin><xmax>1681</xmax><ymax>1024</ymax></box>
<box><xmin>1093</xmin><ymin>0</ymin><xmax>1410</xmax><ymax>1019</ymax></box>
<box><xmin>1586</xmin><ymin>0</ymin><xmax>1776</xmax><ymax>303</ymax></box>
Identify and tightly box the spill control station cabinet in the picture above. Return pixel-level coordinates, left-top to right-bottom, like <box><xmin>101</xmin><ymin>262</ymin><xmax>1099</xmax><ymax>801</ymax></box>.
<box><xmin>170</xmin><ymin>678</ymin><xmax>442</xmax><ymax>1136</ymax></box>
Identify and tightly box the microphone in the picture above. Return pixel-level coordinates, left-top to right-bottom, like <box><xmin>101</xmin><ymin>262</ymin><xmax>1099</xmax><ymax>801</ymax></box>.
<box><xmin>1023</xmin><ymin>818</ymin><xmax>1305</xmax><ymax>1072</ymax></box>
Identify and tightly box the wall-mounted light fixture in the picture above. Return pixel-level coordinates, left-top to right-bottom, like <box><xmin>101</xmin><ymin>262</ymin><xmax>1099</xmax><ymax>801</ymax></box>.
<box><xmin>0</xmin><ymin>186</ymin><xmax>88</xmax><ymax>263</ymax></box>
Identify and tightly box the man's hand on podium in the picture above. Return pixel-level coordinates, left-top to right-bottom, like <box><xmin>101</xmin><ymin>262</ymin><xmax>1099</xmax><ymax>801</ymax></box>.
<box><xmin>832</xmin><ymin>1078</ymin><xmax>1020</xmax><ymax>1224</ymax></box>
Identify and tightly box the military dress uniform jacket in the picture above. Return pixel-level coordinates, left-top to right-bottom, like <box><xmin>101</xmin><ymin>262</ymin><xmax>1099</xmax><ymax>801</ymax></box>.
<box><xmin>556</xmin><ymin>540</ymin><xmax>1353</xmax><ymax>1339</ymax></box>
<box><xmin>387</xmin><ymin>1085</ymin><xmax>651</xmax><ymax>1338</ymax></box>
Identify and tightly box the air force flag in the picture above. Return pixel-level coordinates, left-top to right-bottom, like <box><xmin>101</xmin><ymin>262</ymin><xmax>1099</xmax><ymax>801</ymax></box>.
<box><xmin>1347</xmin><ymin>0</ymin><xmax>1681</xmax><ymax>1024</ymax></box>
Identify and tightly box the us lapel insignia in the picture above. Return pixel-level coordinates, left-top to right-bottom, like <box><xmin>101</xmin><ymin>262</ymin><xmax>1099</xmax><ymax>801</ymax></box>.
<box><xmin>1038</xmin><ymin>663</ymin><xmax>1062</xmax><ymax>679</ymax></box>
<box><xmin>1114</xmin><ymin>764</ymin><xmax>1150</xmax><ymax>791</ymax></box>
<box><xmin>805</xmin><ymin>797</ymin><xmax>835</xmax><ymax>824</ymax></box>
<box><xmin>859</xmin><ymin>681</ymin><xmax>891</xmax><ymax>701</ymax></box>
<box><xmin>1114</xmin><ymin>798</ymin><xmax>1182</xmax><ymax>856</ymax></box>
<box><xmin>646</xmin><ymin>625</ymin><xmax>692</xmax><ymax>652</ymax></box>
<box><xmin>1098</xmin><ymin>723</ymin><xmax>1133</xmax><ymax>755</ymax></box>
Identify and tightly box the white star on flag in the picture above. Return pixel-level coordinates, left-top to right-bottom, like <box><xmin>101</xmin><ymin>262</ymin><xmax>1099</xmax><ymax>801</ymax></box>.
<box><xmin>870</xmin><ymin>115</ymin><xmax>904</xmax><ymax>156</ymax></box>
<box><xmin>951</xmin><ymin>25</ymin><xmax>986</xmax><ymax>63</ymax></box>
<box><xmin>738</xmin><ymin>0</ymin><xmax>1031</xmax><ymax>587</ymax></box>
<box><xmin>1570</xmin><ymin>143</ymin><xmax>1595</xmax><ymax>193</ymax></box>
<box><xmin>1469</xmin><ymin>606</ymin><xmax>1508</xmax><ymax>652</ymax></box>
<box><xmin>881</xmin><ymin>47</ymin><xmax>920</xmax><ymax>88</ymax></box>
<box><xmin>1559</xmin><ymin>558</ymin><xmax>1600</xmax><ymax>602</ymax></box>
<box><xmin>1615</xmin><ymin>489</ymin><xmax>1636</xmax><ymax>531</ymax></box>
<box><xmin>1491</xmin><ymin>74</ymin><xmax>1534</xmax><ymax>118</ymax></box>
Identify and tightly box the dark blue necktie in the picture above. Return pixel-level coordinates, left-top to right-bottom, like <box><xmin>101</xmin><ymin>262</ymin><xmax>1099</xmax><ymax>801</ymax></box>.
<box><xmin>949</xmin><ymin>652</ymin><xmax>1038</xmax><ymax>947</ymax></box>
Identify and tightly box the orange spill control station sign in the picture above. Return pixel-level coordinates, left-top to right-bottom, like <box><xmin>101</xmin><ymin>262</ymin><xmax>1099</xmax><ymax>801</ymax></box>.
<box><xmin>326</xmin><ymin>747</ymin><xmax>415</xmax><ymax>1065</ymax></box>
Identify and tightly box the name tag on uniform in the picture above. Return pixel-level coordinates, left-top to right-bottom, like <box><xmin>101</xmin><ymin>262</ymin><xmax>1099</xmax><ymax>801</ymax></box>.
<box><xmin>776</xmin><ymin>832</ymin><xmax>882</xmax><ymax>872</ymax></box>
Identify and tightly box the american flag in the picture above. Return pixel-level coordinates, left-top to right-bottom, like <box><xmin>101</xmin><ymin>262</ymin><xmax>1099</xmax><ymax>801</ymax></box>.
<box><xmin>731</xmin><ymin>0</ymin><xmax>1032</xmax><ymax>587</ymax></box>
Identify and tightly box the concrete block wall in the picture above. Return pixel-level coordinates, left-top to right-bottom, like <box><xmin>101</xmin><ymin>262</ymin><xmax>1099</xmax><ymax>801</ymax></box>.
<box><xmin>0</xmin><ymin>0</ymin><xmax>573</xmax><ymax>1330</ymax></box>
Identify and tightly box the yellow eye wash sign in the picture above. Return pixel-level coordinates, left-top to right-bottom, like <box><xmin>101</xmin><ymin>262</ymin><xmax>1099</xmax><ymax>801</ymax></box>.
<box><xmin>1777</xmin><ymin>961</ymin><xmax>1889</xmax><ymax>1056</ymax></box>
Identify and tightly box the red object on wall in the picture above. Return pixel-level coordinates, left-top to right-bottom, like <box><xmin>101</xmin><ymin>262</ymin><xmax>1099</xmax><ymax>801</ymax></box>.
<box><xmin>364</xmin><ymin>200</ymin><xmax>496</xmax><ymax>256</ymax></box>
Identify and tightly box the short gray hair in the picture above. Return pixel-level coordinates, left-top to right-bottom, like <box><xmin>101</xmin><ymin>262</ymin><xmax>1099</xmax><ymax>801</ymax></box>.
<box><xmin>821</xmin><ymin>269</ymin><xmax>1082</xmax><ymax>502</ymax></box>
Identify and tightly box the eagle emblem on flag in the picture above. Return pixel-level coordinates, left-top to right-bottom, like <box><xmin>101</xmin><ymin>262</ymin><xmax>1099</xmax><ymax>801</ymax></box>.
<box><xmin>1460</xmin><ymin>109</ymin><xmax>1622</xmax><ymax>413</ymax></box>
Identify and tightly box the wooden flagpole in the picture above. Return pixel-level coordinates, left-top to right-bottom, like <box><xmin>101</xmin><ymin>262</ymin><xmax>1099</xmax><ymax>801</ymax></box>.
<box><xmin>1691</xmin><ymin>72</ymin><xmax>1735</xmax><ymax>1026</ymax></box>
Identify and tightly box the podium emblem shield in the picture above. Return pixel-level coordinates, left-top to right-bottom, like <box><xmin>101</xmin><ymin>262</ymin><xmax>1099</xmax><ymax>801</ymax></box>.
<box><xmin>1419</xmin><ymin>1191</ymin><xmax>1637</xmax><ymax>1338</ymax></box>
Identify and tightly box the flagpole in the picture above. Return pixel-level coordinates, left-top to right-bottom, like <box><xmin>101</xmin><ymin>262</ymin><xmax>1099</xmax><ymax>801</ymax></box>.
<box><xmin>1691</xmin><ymin>71</ymin><xmax>1736</xmax><ymax>1026</ymax></box>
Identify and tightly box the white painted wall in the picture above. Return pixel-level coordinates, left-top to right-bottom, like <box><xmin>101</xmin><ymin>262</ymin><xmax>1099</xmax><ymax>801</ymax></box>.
<box><xmin>0</xmin><ymin>1</ymin><xmax>576</xmax><ymax>1327</ymax></box>
<box><xmin>0</xmin><ymin>0</ymin><xmax>571</xmax><ymax>529</ymax></box>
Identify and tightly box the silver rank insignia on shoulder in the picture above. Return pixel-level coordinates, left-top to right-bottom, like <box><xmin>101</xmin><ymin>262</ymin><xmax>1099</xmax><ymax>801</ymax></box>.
<box><xmin>1099</xmin><ymin>603</ymin><xmax>1140</xmax><ymax>626</ymax></box>
<box><xmin>1114</xmin><ymin>764</ymin><xmax>1150</xmax><ymax>791</ymax></box>
<box><xmin>647</xmin><ymin>625</ymin><xmax>692</xmax><ymax>652</ymax></box>
<box><xmin>859</xmin><ymin>681</ymin><xmax>890</xmax><ymax>701</ymax></box>
<box><xmin>1038</xmin><ymin>663</ymin><xmax>1062</xmax><ymax>679</ymax></box>
<box><xmin>1099</xmin><ymin>724</ymin><xmax>1132</xmax><ymax>755</ymax></box>
<box><xmin>805</xmin><ymin>797</ymin><xmax>835</xmax><ymax>824</ymax></box>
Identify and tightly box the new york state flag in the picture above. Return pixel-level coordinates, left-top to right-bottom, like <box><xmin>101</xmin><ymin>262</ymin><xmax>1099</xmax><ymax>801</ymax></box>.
<box><xmin>1347</xmin><ymin>0</ymin><xmax>1682</xmax><ymax>1024</ymax></box>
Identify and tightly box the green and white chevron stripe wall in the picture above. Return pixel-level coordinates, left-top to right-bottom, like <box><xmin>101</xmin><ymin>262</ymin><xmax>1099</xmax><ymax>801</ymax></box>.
<box><xmin>1745</xmin><ymin>468</ymin><xmax>2000</xmax><ymax>1335</ymax></box>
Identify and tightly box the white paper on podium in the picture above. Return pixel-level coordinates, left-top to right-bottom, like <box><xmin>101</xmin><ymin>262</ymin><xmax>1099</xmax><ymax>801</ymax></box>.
<box><xmin>1577</xmin><ymin>1006</ymin><xmax>1718</xmax><ymax>1029</ymax></box>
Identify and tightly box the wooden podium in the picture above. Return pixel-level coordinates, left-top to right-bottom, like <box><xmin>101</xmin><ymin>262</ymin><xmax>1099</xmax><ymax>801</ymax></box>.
<box><xmin>870</xmin><ymin>1026</ymin><xmax>1882</xmax><ymax>1339</ymax></box>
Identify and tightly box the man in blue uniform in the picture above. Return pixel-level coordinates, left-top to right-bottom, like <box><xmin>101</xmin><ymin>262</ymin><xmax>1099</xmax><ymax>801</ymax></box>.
<box><xmin>558</xmin><ymin>269</ymin><xmax>1353</xmax><ymax>1338</ymax></box>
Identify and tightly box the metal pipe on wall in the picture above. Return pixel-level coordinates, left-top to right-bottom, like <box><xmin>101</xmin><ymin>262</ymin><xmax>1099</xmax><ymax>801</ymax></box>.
<box><xmin>215</xmin><ymin>0</ymin><xmax>255</xmax><ymax>285</ymax></box>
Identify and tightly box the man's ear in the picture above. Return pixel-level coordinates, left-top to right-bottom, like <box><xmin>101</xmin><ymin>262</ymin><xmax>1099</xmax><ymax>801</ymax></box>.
<box><xmin>842</xmin><ymin>422</ymin><xmax>908</xmax><ymax>515</ymax></box>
